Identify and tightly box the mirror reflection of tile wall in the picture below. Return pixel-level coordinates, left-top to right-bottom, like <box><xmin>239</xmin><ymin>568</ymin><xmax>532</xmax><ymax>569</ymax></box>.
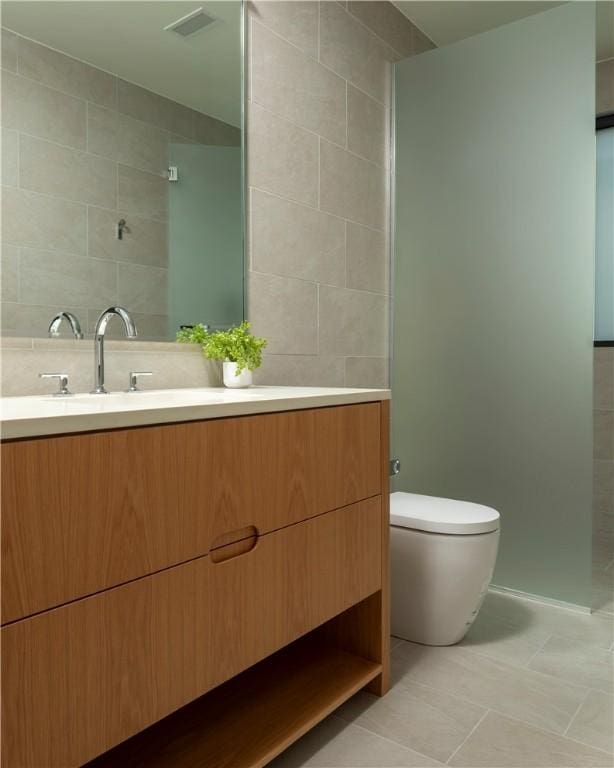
<box><xmin>1</xmin><ymin>29</ymin><xmax>239</xmax><ymax>340</ymax></box>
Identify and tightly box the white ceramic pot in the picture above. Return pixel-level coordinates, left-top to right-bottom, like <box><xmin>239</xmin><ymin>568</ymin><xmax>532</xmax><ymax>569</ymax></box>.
<box><xmin>223</xmin><ymin>361</ymin><xmax>253</xmax><ymax>388</ymax></box>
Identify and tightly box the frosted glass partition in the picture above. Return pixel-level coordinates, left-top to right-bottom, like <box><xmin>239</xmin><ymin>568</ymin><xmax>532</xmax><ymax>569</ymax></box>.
<box><xmin>393</xmin><ymin>4</ymin><xmax>595</xmax><ymax>606</ymax></box>
<box><xmin>595</xmin><ymin>127</ymin><xmax>614</xmax><ymax>340</ymax></box>
<box><xmin>168</xmin><ymin>143</ymin><xmax>243</xmax><ymax>337</ymax></box>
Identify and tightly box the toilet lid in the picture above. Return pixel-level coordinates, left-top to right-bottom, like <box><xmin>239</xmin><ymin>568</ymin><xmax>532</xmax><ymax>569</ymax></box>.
<box><xmin>390</xmin><ymin>492</ymin><xmax>500</xmax><ymax>535</ymax></box>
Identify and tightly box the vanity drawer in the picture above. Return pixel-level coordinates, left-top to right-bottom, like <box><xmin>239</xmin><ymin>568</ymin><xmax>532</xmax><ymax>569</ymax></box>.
<box><xmin>1</xmin><ymin>402</ymin><xmax>381</xmax><ymax>623</ymax></box>
<box><xmin>1</xmin><ymin>498</ymin><xmax>382</xmax><ymax>768</ymax></box>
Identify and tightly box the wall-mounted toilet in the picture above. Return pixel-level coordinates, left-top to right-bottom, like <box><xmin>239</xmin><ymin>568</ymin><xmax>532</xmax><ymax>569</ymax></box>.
<box><xmin>390</xmin><ymin>492</ymin><xmax>500</xmax><ymax>646</ymax></box>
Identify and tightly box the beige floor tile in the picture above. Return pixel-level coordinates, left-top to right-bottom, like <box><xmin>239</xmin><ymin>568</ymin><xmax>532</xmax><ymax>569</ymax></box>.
<box><xmin>269</xmin><ymin>714</ymin><xmax>442</xmax><ymax>767</ymax></box>
<box><xmin>448</xmin><ymin>711</ymin><xmax>613</xmax><ymax>767</ymax></box>
<box><xmin>566</xmin><ymin>690</ymin><xmax>614</xmax><ymax>754</ymax></box>
<box><xmin>335</xmin><ymin>680</ymin><xmax>486</xmax><ymax>763</ymax></box>
<box><xmin>528</xmin><ymin>635</ymin><xmax>614</xmax><ymax>693</ymax></box>
<box><xmin>460</xmin><ymin>609</ymin><xmax>552</xmax><ymax>666</ymax></box>
<box><xmin>392</xmin><ymin>640</ymin><xmax>587</xmax><ymax>734</ymax></box>
<box><xmin>480</xmin><ymin>591</ymin><xmax>614</xmax><ymax>649</ymax></box>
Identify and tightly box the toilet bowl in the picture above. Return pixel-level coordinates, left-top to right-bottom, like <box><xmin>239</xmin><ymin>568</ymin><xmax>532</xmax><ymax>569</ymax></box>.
<box><xmin>390</xmin><ymin>491</ymin><xmax>500</xmax><ymax>646</ymax></box>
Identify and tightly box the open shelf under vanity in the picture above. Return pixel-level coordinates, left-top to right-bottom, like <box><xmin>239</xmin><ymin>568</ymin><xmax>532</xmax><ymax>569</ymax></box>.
<box><xmin>86</xmin><ymin>632</ymin><xmax>382</xmax><ymax>768</ymax></box>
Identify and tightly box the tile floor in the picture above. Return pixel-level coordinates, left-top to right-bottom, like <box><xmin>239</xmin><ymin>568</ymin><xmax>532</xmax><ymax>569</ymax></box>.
<box><xmin>271</xmin><ymin>587</ymin><xmax>614</xmax><ymax>767</ymax></box>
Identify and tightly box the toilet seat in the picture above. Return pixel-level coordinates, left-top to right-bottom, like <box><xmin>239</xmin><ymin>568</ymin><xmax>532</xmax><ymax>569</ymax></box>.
<box><xmin>390</xmin><ymin>491</ymin><xmax>500</xmax><ymax>535</ymax></box>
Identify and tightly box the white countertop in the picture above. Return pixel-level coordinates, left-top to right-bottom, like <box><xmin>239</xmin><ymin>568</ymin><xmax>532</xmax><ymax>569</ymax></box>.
<box><xmin>0</xmin><ymin>386</ymin><xmax>391</xmax><ymax>439</ymax></box>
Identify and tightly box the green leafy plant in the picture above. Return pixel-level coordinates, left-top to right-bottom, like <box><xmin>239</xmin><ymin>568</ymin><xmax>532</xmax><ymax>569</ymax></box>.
<box><xmin>177</xmin><ymin>321</ymin><xmax>267</xmax><ymax>374</ymax></box>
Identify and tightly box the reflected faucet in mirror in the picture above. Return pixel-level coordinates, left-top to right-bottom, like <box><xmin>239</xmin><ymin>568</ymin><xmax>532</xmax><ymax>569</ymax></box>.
<box><xmin>92</xmin><ymin>307</ymin><xmax>137</xmax><ymax>395</ymax></box>
<box><xmin>48</xmin><ymin>311</ymin><xmax>83</xmax><ymax>340</ymax></box>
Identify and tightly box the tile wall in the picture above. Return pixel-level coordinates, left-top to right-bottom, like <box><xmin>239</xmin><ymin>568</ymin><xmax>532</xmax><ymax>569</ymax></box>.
<box><xmin>0</xmin><ymin>28</ymin><xmax>239</xmax><ymax>341</ymax></box>
<box><xmin>597</xmin><ymin>58</ymin><xmax>614</xmax><ymax>114</ymax></box>
<box><xmin>246</xmin><ymin>1</ymin><xmax>434</xmax><ymax>387</ymax></box>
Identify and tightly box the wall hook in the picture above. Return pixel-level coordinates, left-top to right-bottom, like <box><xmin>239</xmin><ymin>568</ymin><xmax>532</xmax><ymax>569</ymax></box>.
<box><xmin>118</xmin><ymin>219</ymin><xmax>128</xmax><ymax>240</ymax></box>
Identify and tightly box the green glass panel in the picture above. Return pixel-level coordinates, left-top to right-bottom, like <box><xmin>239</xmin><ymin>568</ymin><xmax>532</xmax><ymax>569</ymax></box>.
<box><xmin>393</xmin><ymin>4</ymin><xmax>595</xmax><ymax>606</ymax></box>
<box><xmin>168</xmin><ymin>143</ymin><xmax>243</xmax><ymax>336</ymax></box>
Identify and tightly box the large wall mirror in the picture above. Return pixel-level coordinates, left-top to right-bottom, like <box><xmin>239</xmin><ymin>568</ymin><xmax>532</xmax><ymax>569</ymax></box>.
<box><xmin>1</xmin><ymin>0</ymin><xmax>244</xmax><ymax>341</ymax></box>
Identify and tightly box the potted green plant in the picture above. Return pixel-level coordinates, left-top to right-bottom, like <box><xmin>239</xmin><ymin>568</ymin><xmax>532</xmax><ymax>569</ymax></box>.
<box><xmin>177</xmin><ymin>321</ymin><xmax>267</xmax><ymax>388</ymax></box>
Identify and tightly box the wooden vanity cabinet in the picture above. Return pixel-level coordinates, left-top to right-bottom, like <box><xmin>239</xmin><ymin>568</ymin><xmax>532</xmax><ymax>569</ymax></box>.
<box><xmin>1</xmin><ymin>401</ymin><xmax>390</xmax><ymax>768</ymax></box>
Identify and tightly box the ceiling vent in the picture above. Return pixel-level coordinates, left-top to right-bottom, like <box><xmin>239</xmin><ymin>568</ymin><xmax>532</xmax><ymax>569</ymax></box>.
<box><xmin>164</xmin><ymin>8</ymin><xmax>217</xmax><ymax>38</ymax></box>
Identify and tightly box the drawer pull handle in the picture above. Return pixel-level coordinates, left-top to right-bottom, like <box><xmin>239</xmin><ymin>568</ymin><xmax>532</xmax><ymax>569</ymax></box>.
<box><xmin>210</xmin><ymin>526</ymin><xmax>258</xmax><ymax>564</ymax></box>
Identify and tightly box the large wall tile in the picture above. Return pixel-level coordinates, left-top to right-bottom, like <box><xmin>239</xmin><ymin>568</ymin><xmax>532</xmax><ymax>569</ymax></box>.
<box><xmin>347</xmin><ymin>84</ymin><xmax>388</xmax><ymax>166</ymax></box>
<box><xmin>117</xmin><ymin>263</ymin><xmax>168</xmax><ymax>315</ymax></box>
<box><xmin>117</xmin><ymin>79</ymin><xmax>195</xmax><ymax>139</ymax></box>
<box><xmin>88</xmin><ymin>105</ymin><xmax>169</xmax><ymax>175</ymax></box>
<box><xmin>2</xmin><ymin>128</ymin><xmax>19</xmax><ymax>187</ymax></box>
<box><xmin>1</xmin><ymin>28</ymin><xmax>17</xmax><ymax>72</ymax></box>
<box><xmin>347</xmin><ymin>1</ymin><xmax>416</xmax><ymax>58</ymax></box>
<box><xmin>345</xmin><ymin>356</ymin><xmax>389</xmax><ymax>388</ymax></box>
<box><xmin>2</xmin><ymin>186</ymin><xmax>86</xmax><ymax>255</ymax></box>
<box><xmin>88</xmin><ymin>206</ymin><xmax>167</xmax><ymax>267</ymax></box>
<box><xmin>346</xmin><ymin>221</ymin><xmax>388</xmax><ymax>293</ymax></box>
<box><xmin>20</xmin><ymin>248</ymin><xmax>116</xmax><ymax>307</ymax></box>
<box><xmin>249</xmin><ymin>272</ymin><xmax>318</xmax><ymax>354</ymax></box>
<box><xmin>319</xmin><ymin>2</ymin><xmax>393</xmax><ymax>104</ymax></box>
<box><xmin>254</xmin><ymin>353</ymin><xmax>345</xmax><ymax>387</ymax></box>
<box><xmin>1</xmin><ymin>244</ymin><xmax>19</xmax><ymax>302</ymax></box>
<box><xmin>251</xmin><ymin>189</ymin><xmax>344</xmax><ymax>285</ymax></box>
<box><xmin>2</xmin><ymin>71</ymin><xmax>86</xmax><ymax>149</ymax></box>
<box><xmin>1</xmin><ymin>309</ymin><xmax>86</xmax><ymax>345</ymax></box>
<box><xmin>593</xmin><ymin>459</ymin><xmax>614</xmax><ymax>515</ymax></box>
<box><xmin>118</xmin><ymin>164</ymin><xmax>167</xmax><ymax>221</ymax></box>
<box><xmin>320</xmin><ymin>140</ymin><xmax>386</xmax><ymax>229</ymax></box>
<box><xmin>86</xmin><ymin>309</ymin><xmax>170</xmax><ymax>342</ymax></box>
<box><xmin>19</xmin><ymin>134</ymin><xmax>116</xmax><ymax>208</ymax></box>
<box><xmin>248</xmin><ymin>1</ymin><xmax>318</xmax><ymax>58</ymax></box>
<box><xmin>194</xmin><ymin>112</ymin><xmax>241</xmax><ymax>146</ymax></box>
<box><xmin>594</xmin><ymin>348</ymin><xmax>614</xmax><ymax>410</ymax></box>
<box><xmin>248</xmin><ymin>103</ymin><xmax>318</xmax><ymax>206</ymax></box>
<box><xmin>597</xmin><ymin>59</ymin><xmax>614</xmax><ymax>115</ymax></box>
<box><xmin>594</xmin><ymin>409</ymin><xmax>614</xmax><ymax>460</ymax></box>
<box><xmin>251</xmin><ymin>21</ymin><xmax>346</xmax><ymax>145</ymax></box>
<box><xmin>411</xmin><ymin>24</ymin><xmax>436</xmax><ymax>55</ymax></box>
<box><xmin>17</xmin><ymin>36</ymin><xmax>116</xmax><ymax>108</ymax></box>
<box><xmin>319</xmin><ymin>285</ymin><xmax>388</xmax><ymax>356</ymax></box>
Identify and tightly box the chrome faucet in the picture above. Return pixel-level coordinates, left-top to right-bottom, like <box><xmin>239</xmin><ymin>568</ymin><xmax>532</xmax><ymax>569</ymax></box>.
<box><xmin>48</xmin><ymin>311</ymin><xmax>83</xmax><ymax>339</ymax></box>
<box><xmin>92</xmin><ymin>307</ymin><xmax>137</xmax><ymax>394</ymax></box>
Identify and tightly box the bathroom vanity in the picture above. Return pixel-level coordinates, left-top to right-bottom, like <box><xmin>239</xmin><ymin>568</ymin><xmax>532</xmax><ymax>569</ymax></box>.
<box><xmin>1</xmin><ymin>388</ymin><xmax>390</xmax><ymax>767</ymax></box>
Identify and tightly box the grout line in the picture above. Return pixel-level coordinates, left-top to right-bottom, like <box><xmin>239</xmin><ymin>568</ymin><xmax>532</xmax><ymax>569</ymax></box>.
<box><xmin>445</xmin><ymin>710</ymin><xmax>490</xmax><ymax>765</ymax></box>
<box><xmin>343</xmin><ymin>718</ymin><xmax>444</xmax><ymax>766</ymax></box>
<box><xmin>250</xmin><ymin>97</ymin><xmax>387</xmax><ymax>171</ymax></box>
<box><xmin>317</xmin><ymin>1</ymin><xmax>321</xmax><ymax>64</ymax></box>
<box><xmin>337</xmin><ymin>1</ymin><xmax>406</xmax><ymax>64</ymax></box>
<box><xmin>249</xmin><ymin>184</ymin><xmax>387</xmax><ymax>235</ymax></box>
<box><xmin>317</xmin><ymin>136</ymin><xmax>321</xmax><ymax>210</ymax></box>
<box><xmin>249</xmin><ymin>268</ymin><xmax>389</xmax><ymax>298</ymax></box>
<box><xmin>249</xmin><ymin>15</ymin><xmax>389</xmax><ymax>109</ymax></box>
<box><xmin>523</xmin><ymin>633</ymin><xmax>553</xmax><ymax>669</ymax></box>
<box><xmin>345</xmin><ymin>80</ymin><xmax>349</xmax><ymax>150</ymax></box>
<box><xmin>563</xmin><ymin>688</ymin><xmax>591</xmax><ymax>737</ymax></box>
<box><xmin>344</xmin><ymin>220</ymin><xmax>348</xmax><ymax>289</ymax></box>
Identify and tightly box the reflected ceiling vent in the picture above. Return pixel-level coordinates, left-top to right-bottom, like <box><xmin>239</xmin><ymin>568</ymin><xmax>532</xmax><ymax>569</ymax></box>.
<box><xmin>164</xmin><ymin>8</ymin><xmax>218</xmax><ymax>37</ymax></box>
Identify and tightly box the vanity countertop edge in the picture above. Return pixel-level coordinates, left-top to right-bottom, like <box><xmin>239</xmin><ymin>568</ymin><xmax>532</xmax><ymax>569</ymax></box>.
<box><xmin>0</xmin><ymin>386</ymin><xmax>392</xmax><ymax>440</ymax></box>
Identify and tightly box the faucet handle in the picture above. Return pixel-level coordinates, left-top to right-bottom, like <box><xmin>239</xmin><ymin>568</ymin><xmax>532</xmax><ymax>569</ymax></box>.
<box><xmin>39</xmin><ymin>373</ymin><xmax>71</xmax><ymax>396</ymax></box>
<box><xmin>127</xmin><ymin>371</ymin><xmax>152</xmax><ymax>392</ymax></box>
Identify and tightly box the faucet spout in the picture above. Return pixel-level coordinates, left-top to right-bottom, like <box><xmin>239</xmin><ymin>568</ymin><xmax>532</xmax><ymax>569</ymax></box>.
<box><xmin>92</xmin><ymin>307</ymin><xmax>137</xmax><ymax>394</ymax></box>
